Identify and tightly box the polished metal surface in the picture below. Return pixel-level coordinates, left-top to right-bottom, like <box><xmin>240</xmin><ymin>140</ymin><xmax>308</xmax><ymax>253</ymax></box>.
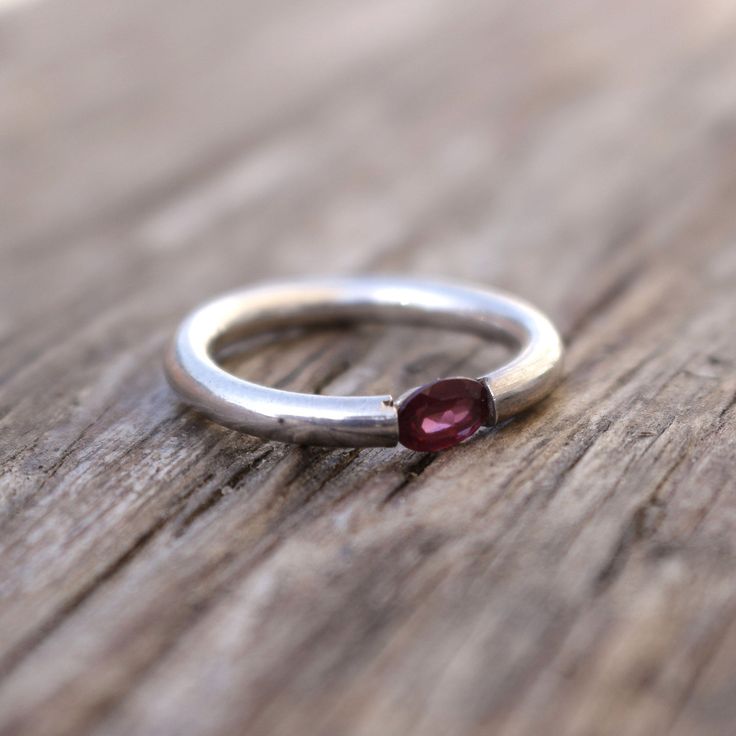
<box><xmin>164</xmin><ymin>277</ymin><xmax>564</xmax><ymax>447</ymax></box>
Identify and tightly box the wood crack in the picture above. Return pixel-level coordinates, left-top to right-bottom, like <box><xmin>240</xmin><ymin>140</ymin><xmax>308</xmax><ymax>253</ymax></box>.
<box><xmin>381</xmin><ymin>453</ymin><xmax>437</xmax><ymax>505</ymax></box>
<box><xmin>564</xmin><ymin>265</ymin><xmax>641</xmax><ymax>344</ymax></box>
<box><xmin>0</xmin><ymin>517</ymin><xmax>168</xmax><ymax>682</ymax></box>
<box><xmin>718</xmin><ymin>390</ymin><xmax>736</xmax><ymax>420</ymax></box>
<box><xmin>174</xmin><ymin>446</ymin><xmax>276</xmax><ymax>535</ymax></box>
<box><xmin>592</xmin><ymin>453</ymin><xmax>688</xmax><ymax>595</ymax></box>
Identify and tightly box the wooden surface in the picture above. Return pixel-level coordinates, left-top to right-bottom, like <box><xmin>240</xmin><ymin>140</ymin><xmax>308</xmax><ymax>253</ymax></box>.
<box><xmin>2</xmin><ymin>1</ymin><xmax>736</xmax><ymax>734</ymax></box>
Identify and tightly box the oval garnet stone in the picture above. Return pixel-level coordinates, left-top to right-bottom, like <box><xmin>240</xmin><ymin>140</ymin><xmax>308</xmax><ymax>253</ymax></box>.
<box><xmin>397</xmin><ymin>378</ymin><xmax>490</xmax><ymax>452</ymax></box>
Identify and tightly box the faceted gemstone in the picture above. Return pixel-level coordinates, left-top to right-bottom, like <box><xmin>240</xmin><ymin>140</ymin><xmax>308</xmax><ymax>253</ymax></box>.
<box><xmin>397</xmin><ymin>377</ymin><xmax>490</xmax><ymax>452</ymax></box>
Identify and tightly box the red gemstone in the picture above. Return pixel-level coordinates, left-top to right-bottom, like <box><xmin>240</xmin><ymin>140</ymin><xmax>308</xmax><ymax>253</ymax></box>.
<box><xmin>397</xmin><ymin>378</ymin><xmax>490</xmax><ymax>452</ymax></box>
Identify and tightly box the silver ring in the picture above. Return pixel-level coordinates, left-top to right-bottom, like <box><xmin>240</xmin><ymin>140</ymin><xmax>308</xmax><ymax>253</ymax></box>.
<box><xmin>164</xmin><ymin>277</ymin><xmax>564</xmax><ymax>451</ymax></box>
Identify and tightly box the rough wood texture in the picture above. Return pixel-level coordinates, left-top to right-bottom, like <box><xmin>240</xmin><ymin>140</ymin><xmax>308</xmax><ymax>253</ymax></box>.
<box><xmin>2</xmin><ymin>1</ymin><xmax>736</xmax><ymax>734</ymax></box>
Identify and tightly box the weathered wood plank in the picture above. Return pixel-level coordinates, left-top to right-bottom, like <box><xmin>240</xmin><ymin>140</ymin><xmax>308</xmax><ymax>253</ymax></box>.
<box><xmin>2</xmin><ymin>0</ymin><xmax>736</xmax><ymax>734</ymax></box>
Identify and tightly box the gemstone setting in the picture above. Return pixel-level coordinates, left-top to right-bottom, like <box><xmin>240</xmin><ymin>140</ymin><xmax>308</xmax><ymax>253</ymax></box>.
<box><xmin>397</xmin><ymin>377</ymin><xmax>491</xmax><ymax>452</ymax></box>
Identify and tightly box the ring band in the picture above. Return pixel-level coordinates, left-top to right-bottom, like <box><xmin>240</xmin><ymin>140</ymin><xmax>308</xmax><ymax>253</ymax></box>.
<box><xmin>164</xmin><ymin>277</ymin><xmax>564</xmax><ymax>451</ymax></box>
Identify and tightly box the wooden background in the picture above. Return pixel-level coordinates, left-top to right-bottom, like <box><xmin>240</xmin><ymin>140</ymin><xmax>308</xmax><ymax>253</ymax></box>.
<box><xmin>2</xmin><ymin>0</ymin><xmax>736</xmax><ymax>734</ymax></box>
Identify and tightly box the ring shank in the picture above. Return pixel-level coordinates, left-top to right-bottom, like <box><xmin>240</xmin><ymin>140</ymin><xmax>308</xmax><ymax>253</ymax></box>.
<box><xmin>164</xmin><ymin>278</ymin><xmax>564</xmax><ymax>446</ymax></box>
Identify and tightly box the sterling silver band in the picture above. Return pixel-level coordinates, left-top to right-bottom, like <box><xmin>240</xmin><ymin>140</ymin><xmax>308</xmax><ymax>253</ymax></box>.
<box><xmin>164</xmin><ymin>277</ymin><xmax>564</xmax><ymax>448</ymax></box>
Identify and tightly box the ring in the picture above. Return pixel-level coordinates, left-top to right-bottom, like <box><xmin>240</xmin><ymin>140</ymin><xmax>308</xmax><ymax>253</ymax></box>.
<box><xmin>164</xmin><ymin>277</ymin><xmax>564</xmax><ymax>451</ymax></box>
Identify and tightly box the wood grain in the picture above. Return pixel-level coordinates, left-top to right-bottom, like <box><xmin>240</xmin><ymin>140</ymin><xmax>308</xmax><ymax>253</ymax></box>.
<box><xmin>2</xmin><ymin>0</ymin><xmax>736</xmax><ymax>734</ymax></box>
